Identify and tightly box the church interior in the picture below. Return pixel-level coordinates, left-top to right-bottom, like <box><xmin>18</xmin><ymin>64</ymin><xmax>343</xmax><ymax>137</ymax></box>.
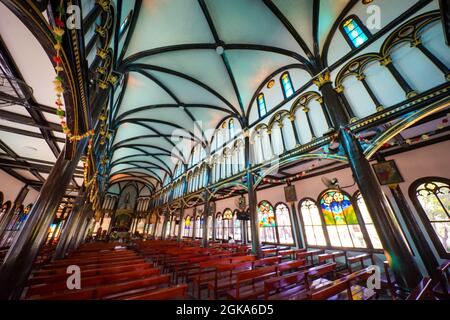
<box><xmin>0</xmin><ymin>0</ymin><xmax>449</xmax><ymax>301</ymax></box>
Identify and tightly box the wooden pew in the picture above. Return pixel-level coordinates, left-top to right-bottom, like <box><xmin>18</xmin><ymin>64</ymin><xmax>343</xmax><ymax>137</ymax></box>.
<box><xmin>406</xmin><ymin>278</ymin><xmax>435</xmax><ymax>300</ymax></box>
<box><xmin>226</xmin><ymin>266</ymin><xmax>278</xmax><ymax>300</ymax></box>
<box><xmin>208</xmin><ymin>261</ymin><xmax>254</xmax><ymax>299</ymax></box>
<box><xmin>309</xmin><ymin>267</ymin><xmax>378</xmax><ymax>300</ymax></box>
<box><xmin>28</xmin><ymin>274</ymin><xmax>171</xmax><ymax>300</ymax></box>
<box><xmin>27</xmin><ymin>261</ymin><xmax>151</xmax><ymax>286</ymax></box>
<box><xmin>264</xmin><ymin>271</ymin><xmax>307</xmax><ymax>300</ymax></box>
<box><xmin>121</xmin><ymin>284</ymin><xmax>189</xmax><ymax>300</ymax></box>
<box><xmin>432</xmin><ymin>260</ymin><xmax>449</xmax><ymax>300</ymax></box>
<box><xmin>26</xmin><ymin>267</ymin><xmax>160</xmax><ymax>297</ymax></box>
<box><xmin>296</xmin><ymin>249</ymin><xmax>325</xmax><ymax>267</ymax></box>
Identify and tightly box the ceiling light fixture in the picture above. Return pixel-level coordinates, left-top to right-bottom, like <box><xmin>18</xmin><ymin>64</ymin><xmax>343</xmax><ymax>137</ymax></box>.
<box><xmin>23</xmin><ymin>146</ymin><xmax>38</xmax><ymax>152</ymax></box>
<box><xmin>216</xmin><ymin>46</ymin><xmax>224</xmax><ymax>55</ymax></box>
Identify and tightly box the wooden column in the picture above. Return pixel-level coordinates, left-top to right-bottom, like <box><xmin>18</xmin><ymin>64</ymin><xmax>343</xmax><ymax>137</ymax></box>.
<box><xmin>177</xmin><ymin>208</ymin><xmax>184</xmax><ymax>242</ymax></box>
<box><xmin>202</xmin><ymin>193</ymin><xmax>211</xmax><ymax>248</ymax></box>
<box><xmin>375</xmin><ymin>152</ymin><xmax>441</xmax><ymax>278</ymax></box>
<box><xmin>0</xmin><ymin>140</ymin><xmax>88</xmax><ymax>300</ymax></box>
<box><xmin>53</xmin><ymin>194</ymin><xmax>86</xmax><ymax>259</ymax></box>
<box><xmin>245</xmin><ymin>135</ymin><xmax>262</xmax><ymax>258</ymax></box>
<box><xmin>288</xmin><ymin>200</ymin><xmax>303</xmax><ymax>249</ymax></box>
<box><xmin>318</xmin><ymin>77</ymin><xmax>422</xmax><ymax>291</ymax></box>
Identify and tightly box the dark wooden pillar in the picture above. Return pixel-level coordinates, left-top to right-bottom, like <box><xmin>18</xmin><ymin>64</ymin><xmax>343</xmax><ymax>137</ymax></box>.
<box><xmin>73</xmin><ymin>205</ymin><xmax>94</xmax><ymax>249</ymax></box>
<box><xmin>245</xmin><ymin>135</ymin><xmax>262</xmax><ymax>258</ymax></box>
<box><xmin>53</xmin><ymin>195</ymin><xmax>86</xmax><ymax>259</ymax></box>
<box><xmin>0</xmin><ymin>140</ymin><xmax>88</xmax><ymax>299</ymax></box>
<box><xmin>65</xmin><ymin>202</ymin><xmax>90</xmax><ymax>254</ymax></box>
<box><xmin>288</xmin><ymin>200</ymin><xmax>303</xmax><ymax>249</ymax></box>
<box><xmin>202</xmin><ymin>192</ymin><xmax>211</xmax><ymax>248</ymax></box>
<box><xmin>374</xmin><ymin>153</ymin><xmax>440</xmax><ymax>277</ymax></box>
<box><xmin>318</xmin><ymin>76</ymin><xmax>422</xmax><ymax>291</ymax></box>
<box><xmin>177</xmin><ymin>208</ymin><xmax>184</xmax><ymax>242</ymax></box>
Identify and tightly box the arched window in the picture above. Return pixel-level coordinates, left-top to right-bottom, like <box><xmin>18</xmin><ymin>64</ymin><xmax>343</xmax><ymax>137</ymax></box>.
<box><xmin>410</xmin><ymin>178</ymin><xmax>450</xmax><ymax>258</ymax></box>
<box><xmin>275</xmin><ymin>203</ymin><xmax>294</xmax><ymax>244</ymax></box>
<box><xmin>223</xmin><ymin>209</ymin><xmax>233</xmax><ymax>240</ymax></box>
<box><xmin>355</xmin><ymin>193</ymin><xmax>383</xmax><ymax>249</ymax></box>
<box><xmin>299</xmin><ymin>199</ymin><xmax>327</xmax><ymax>246</ymax></box>
<box><xmin>184</xmin><ymin>216</ymin><xmax>191</xmax><ymax>237</ymax></box>
<box><xmin>280</xmin><ymin>72</ymin><xmax>294</xmax><ymax>99</ymax></box>
<box><xmin>229</xmin><ymin>119</ymin><xmax>235</xmax><ymax>139</ymax></box>
<box><xmin>340</xmin><ymin>16</ymin><xmax>370</xmax><ymax>49</ymax></box>
<box><xmin>257</xmin><ymin>93</ymin><xmax>267</xmax><ymax>118</ymax></box>
<box><xmin>207</xmin><ymin>215</ymin><xmax>213</xmax><ymax>240</ymax></box>
<box><xmin>233</xmin><ymin>210</ymin><xmax>242</xmax><ymax>241</ymax></box>
<box><xmin>258</xmin><ymin>201</ymin><xmax>277</xmax><ymax>243</ymax></box>
<box><xmin>196</xmin><ymin>216</ymin><xmax>201</xmax><ymax>238</ymax></box>
<box><xmin>319</xmin><ymin>190</ymin><xmax>366</xmax><ymax>248</ymax></box>
<box><xmin>216</xmin><ymin>213</ymin><xmax>223</xmax><ymax>240</ymax></box>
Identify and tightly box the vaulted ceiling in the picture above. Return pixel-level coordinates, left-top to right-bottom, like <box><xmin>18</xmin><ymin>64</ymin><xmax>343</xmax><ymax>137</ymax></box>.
<box><xmin>110</xmin><ymin>0</ymin><xmax>363</xmax><ymax>190</ymax></box>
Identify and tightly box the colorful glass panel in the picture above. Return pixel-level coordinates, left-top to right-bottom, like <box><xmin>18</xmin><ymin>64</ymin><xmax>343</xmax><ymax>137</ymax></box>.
<box><xmin>281</xmin><ymin>72</ymin><xmax>294</xmax><ymax>98</ymax></box>
<box><xmin>257</xmin><ymin>93</ymin><xmax>267</xmax><ymax>117</ymax></box>
<box><xmin>342</xmin><ymin>18</ymin><xmax>369</xmax><ymax>48</ymax></box>
<box><xmin>321</xmin><ymin>191</ymin><xmax>358</xmax><ymax>226</ymax></box>
<box><xmin>258</xmin><ymin>201</ymin><xmax>276</xmax><ymax>227</ymax></box>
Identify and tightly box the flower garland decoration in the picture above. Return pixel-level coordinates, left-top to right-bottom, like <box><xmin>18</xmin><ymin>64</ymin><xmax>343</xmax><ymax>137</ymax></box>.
<box><xmin>52</xmin><ymin>1</ymin><xmax>95</xmax><ymax>142</ymax></box>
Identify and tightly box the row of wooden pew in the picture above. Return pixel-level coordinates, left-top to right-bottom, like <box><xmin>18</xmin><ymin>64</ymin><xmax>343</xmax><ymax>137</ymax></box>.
<box><xmin>133</xmin><ymin>241</ymin><xmax>384</xmax><ymax>300</ymax></box>
<box><xmin>22</xmin><ymin>239</ymin><xmax>449</xmax><ymax>300</ymax></box>
<box><xmin>23</xmin><ymin>242</ymin><xmax>188</xmax><ymax>300</ymax></box>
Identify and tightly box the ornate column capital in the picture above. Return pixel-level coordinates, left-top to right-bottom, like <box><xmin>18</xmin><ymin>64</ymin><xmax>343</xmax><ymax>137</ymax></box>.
<box><xmin>313</xmin><ymin>70</ymin><xmax>332</xmax><ymax>89</ymax></box>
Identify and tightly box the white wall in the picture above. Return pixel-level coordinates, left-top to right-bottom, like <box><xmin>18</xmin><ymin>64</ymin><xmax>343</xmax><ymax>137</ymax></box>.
<box><xmin>0</xmin><ymin>170</ymin><xmax>41</xmax><ymax>206</ymax></box>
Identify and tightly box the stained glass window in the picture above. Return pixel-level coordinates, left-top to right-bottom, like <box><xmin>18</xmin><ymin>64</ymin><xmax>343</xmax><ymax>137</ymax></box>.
<box><xmin>300</xmin><ymin>199</ymin><xmax>327</xmax><ymax>246</ymax></box>
<box><xmin>280</xmin><ymin>72</ymin><xmax>294</xmax><ymax>99</ymax></box>
<box><xmin>184</xmin><ymin>216</ymin><xmax>191</xmax><ymax>237</ymax></box>
<box><xmin>257</xmin><ymin>93</ymin><xmax>267</xmax><ymax>117</ymax></box>
<box><xmin>415</xmin><ymin>181</ymin><xmax>450</xmax><ymax>254</ymax></box>
<box><xmin>320</xmin><ymin>190</ymin><xmax>366</xmax><ymax>248</ymax></box>
<box><xmin>341</xmin><ymin>16</ymin><xmax>369</xmax><ymax>48</ymax></box>
<box><xmin>275</xmin><ymin>203</ymin><xmax>294</xmax><ymax>244</ymax></box>
<box><xmin>229</xmin><ymin>119</ymin><xmax>235</xmax><ymax>139</ymax></box>
<box><xmin>356</xmin><ymin>193</ymin><xmax>383</xmax><ymax>249</ymax></box>
<box><xmin>258</xmin><ymin>201</ymin><xmax>277</xmax><ymax>243</ymax></box>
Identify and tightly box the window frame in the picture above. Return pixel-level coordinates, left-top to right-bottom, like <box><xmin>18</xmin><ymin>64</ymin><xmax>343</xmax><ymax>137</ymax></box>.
<box><xmin>280</xmin><ymin>72</ymin><xmax>295</xmax><ymax>99</ymax></box>
<box><xmin>298</xmin><ymin>197</ymin><xmax>328</xmax><ymax>248</ymax></box>
<box><xmin>339</xmin><ymin>15</ymin><xmax>372</xmax><ymax>49</ymax></box>
<box><xmin>317</xmin><ymin>189</ymin><xmax>368</xmax><ymax>250</ymax></box>
<box><xmin>257</xmin><ymin>200</ymin><xmax>279</xmax><ymax>245</ymax></box>
<box><xmin>257</xmin><ymin>93</ymin><xmax>268</xmax><ymax>118</ymax></box>
<box><xmin>409</xmin><ymin>177</ymin><xmax>450</xmax><ymax>259</ymax></box>
<box><xmin>274</xmin><ymin>202</ymin><xmax>295</xmax><ymax>245</ymax></box>
<box><xmin>352</xmin><ymin>191</ymin><xmax>384</xmax><ymax>252</ymax></box>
